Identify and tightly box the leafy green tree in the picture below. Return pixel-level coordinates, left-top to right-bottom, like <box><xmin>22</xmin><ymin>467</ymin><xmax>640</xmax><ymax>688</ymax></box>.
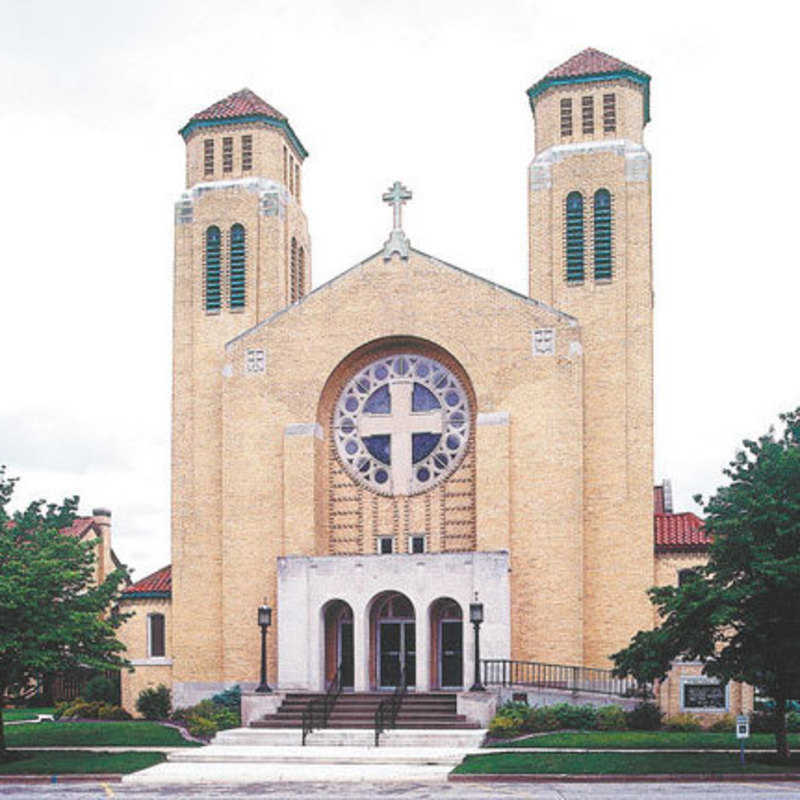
<box><xmin>612</xmin><ymin>408</ymin><xmax>800</xmax><ymax>761</ymax></box>
<box><xmin>0</xmin><ymin>467</ymin><xmax>130</xmax><ymax>757</ymax></box>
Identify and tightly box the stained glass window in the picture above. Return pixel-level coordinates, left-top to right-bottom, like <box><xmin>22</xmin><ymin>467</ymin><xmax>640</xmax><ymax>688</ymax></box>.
<box><xmin>565</xmin><ymin>192</ymin><xmax>584</xmax><ymax>282</ymax></box>
<box><xmin>334</xmin><ymin>354</ymin><xmax>470</xmax><ymax>496</ymax></box>
<box><xmin>204</xmin><ymin>226</ymin><xmax>221</xmax><ymax>312</ymax></box>
<box><xmin>594</xmin><ymin>189</ymin><xmax>612</xmax><ymax>280</ymax></box>
<box><xmin>230</xmin><ymin>224</ymin><xmax>246</xmax><ymax>308</ymax></box>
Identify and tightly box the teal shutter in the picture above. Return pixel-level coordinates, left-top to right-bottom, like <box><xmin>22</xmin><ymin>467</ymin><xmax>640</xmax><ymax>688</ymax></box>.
<box><xmin>205</xmin><ymin>226</ymin><xmax>221</xmax><ymax>311</ymax></box>
<box><xmin>230</xmin><ymin>224</ymin><xmax>246</xmax><ymax>309</ymax></box>
<box><xmin>565</xmin><ymin>192</ymin><xmax>584</xmax><ymax>282</ymax></box>
<box><xmin>594</xmin><ymin>189</ymin><xmax>612</xmax><ymax>280</ymax></box>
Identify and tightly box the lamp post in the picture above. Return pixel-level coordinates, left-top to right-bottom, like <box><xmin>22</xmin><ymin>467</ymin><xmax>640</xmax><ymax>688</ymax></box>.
<box><xmin>469</xmin><ymin>602</ymin><xmax>485</xmax><ymax>692</ymax></box>
<box><xmin>256</xmin><ymin>605</ymin><xmax>272</xmax><ymax>693</ymax></box>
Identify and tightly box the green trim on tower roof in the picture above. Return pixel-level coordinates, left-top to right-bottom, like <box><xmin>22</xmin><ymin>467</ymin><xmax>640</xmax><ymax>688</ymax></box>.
<box><xmin>123</xmin><ymin>590</ymin><xmax>171</xmax><ymax>599</ymax></box>
<box><xmin>527</xmin><ymin>70</ymin><xmax>651</xmax><ymax>124</ymax></box>
<box><xmin>179</xmin><ymin>115</ymin><xmax>309</xmax><ymax>160</ymax></box>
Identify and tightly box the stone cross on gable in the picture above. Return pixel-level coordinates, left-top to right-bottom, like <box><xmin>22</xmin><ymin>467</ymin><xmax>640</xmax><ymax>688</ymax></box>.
<box><xmin>358</xmin><ymin>380</ymin><xmax>442</xmax><ymax>495</ymax></box>
<box><xmin>382</xmin><ymin>180</ymin><xmax>412</xmax><ymax>261</ymax></box>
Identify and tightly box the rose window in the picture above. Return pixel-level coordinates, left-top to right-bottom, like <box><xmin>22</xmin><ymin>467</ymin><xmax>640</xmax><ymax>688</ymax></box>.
<box><xmin>333</xmin><ymin>354</ymin><xmax>470</xmax><ymax>496</ymax></box>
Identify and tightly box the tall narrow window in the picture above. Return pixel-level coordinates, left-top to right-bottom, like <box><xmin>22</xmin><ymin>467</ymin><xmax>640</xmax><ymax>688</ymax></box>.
<box><xmin>603</xmin><ymin>93</ymin><xmax>617</xmax><ymax>133</ymax></box>
<box><xmin>230</xmin><ymin>224</ymin><xmax>246</xmax><ymax>309</ymax></box>
<box><xmin>593</xmin><ymin>189</ymin><xmax>612</xmax><ymax>280</ymax></box>
<box><xmin>289</xmin><ymin>155</ymin><xmax>295</xmax><ymax>195</ymax></box>
<box><xmin>205</xmin><ymin>226</ymin><xmax>221</xmax><ymax>311</ymax></box>
<box><xmin>203</xmin><ymin>139</ymin><xmax>214</xmax><ymax>176</ymax></box>
<box><xmin>290</xmin><ymin>237</ymin><xmax>298</xmax><ymax>302</ymax></box>
<box><xmin>582</xmin><ymin>96</ymin><xmax>594</xmax><ymax>134</ymax></box>
<box><xmin>560</xmin><ymin>98</ymin><xmax>573</xmax><ymax>137</ymax></box>
<box><xmin>295</xmin><ymin>163</ymin><xmax>301</xmax><ymax>203</ymax></box>
<box><xmin>241</xmin><ymin>135</ymin><xmax>253</xmax><ymax>171</ymax></box>
<box><xmin>222</xmin><ymin>137</ymin><xmax>233</xmax><ymax>173</ymax></box>
<box><xmin>148</xmin><ymin>613</ymin><xmax>165</xmax><ymax>658</ymax></box>
<box><xmin>565</xmin><ymin>192</ymin><xmax>584</xmax><ymax>282</ymax></box>
<box><xmin>298</xmin><ymin>246</ymin><xmax>305</xmax><ymax>298</ymax></box>
<box><xmin>283</xmin><ymin>145</ymin><xmax>288</xmax><ymax>186</ymax></box>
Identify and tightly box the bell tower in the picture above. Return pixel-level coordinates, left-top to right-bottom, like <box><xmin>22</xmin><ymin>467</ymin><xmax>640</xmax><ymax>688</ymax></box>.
<box><xmin>527</xmin><ymin>49</ymin><xmax>654</xmax><ymax>668</ymax></box>
<box><xmin>170</xmin><ymin>89</ymin><xmax>310</xmax><ymax>701</ymax></box>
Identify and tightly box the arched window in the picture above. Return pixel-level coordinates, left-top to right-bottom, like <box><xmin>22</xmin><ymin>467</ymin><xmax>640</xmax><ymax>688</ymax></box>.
<box><xmin>678</xmin><ymin>568</ymin><xmax>698</xmax><ymax>587</ymax></box>
<box><xmin>298</xmin><ymin>246</ymin><xmax>305</xmax><ymax>299</ymax></box>
<box><xmin>229</xmin><ymin>224</ymin><xmax>246</xmax><ymax>309</ymax></box>
<box><xmin>565</xmin><ymin>192</ymin><xmax>584</xmax><ymax>282</ymax></box>
<box><xmin>205</xmin><ymin>226</ymin><xmax>221</xmax><ymax>312</ymax></box>
<box><xmin>148</xmin><ymin>613</ymin><xmax>165</xmax><ymax>658</ymax></box>
<box><xmin>594</xmin><ymin>189</ymin><xmax>612</xmax><ymax>280</ymax></box>
<box><xmin>290</xmin><ymin>237</ymin><xmax>298</xmax><ymax>302</ymax></box>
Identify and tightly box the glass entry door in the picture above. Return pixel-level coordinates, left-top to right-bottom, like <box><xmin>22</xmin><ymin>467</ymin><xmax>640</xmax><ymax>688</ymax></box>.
<box><xmin>440</xmin><ymin>620</ymin><xmax>463</xmax><ymax>688</ymax></box>
<box><xmin>378</xmin><ymin>621</ymin><xmax>416</xmax><ymax>688</ymax></box>
<box><xmin>339</xmin><ymin>621</ymin><xmax>354</xmax><ymax>689</ymax></box>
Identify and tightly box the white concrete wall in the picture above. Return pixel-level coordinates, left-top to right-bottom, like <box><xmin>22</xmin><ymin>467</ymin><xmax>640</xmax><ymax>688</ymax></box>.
<box><xmin>277</xmin><ymin>550</ymin><xmax>511</xmax><ymax>691</ymax></box>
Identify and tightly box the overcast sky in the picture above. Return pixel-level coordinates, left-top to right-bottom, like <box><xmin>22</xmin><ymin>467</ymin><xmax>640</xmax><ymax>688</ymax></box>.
<box><xmin>1</xmin><ymin>0</ymin><xmax>798</xmax><ymax>579</ymax></box>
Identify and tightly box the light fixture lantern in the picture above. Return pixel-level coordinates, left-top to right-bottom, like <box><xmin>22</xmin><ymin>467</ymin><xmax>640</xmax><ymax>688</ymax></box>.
<box><xmin>258</xmin><ymin>605</ymin><xmax>272</xmax><ymax>628</ymax></box>
<box><xmin>469</xmin><ymin>602</ymin><xmax>484</xmax><ymax>624</ymax></box>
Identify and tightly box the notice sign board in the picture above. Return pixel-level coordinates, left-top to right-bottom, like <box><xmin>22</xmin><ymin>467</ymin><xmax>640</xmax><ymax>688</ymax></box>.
<box><xmin>737</xmin><ymin>715</ymin><xmax>750</xmax><ymax>739</ymax></box>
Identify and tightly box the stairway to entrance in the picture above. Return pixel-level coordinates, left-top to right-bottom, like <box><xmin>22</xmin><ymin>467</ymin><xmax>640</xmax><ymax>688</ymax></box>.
<box><xmin>250</xmin><ymin>692</ymin><xmax>480</xmax><ymax>729</ymax></box>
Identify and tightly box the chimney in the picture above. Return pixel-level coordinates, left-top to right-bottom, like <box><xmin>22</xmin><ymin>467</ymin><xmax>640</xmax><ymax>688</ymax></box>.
<box><xmin>662</xmin><ymin>480</ymin><xmax>673</xmax><ymax>514</ymax></box>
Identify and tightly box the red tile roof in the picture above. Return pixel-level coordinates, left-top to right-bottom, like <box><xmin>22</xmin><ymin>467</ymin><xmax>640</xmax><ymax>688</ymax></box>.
<box><xmin>59</xmin><ymin>517</ymin><xmax>96</xmax><ymax>538</ymax></box>
<box><xmin>122</xmin><ymin>564</ymin><xmax>171</xmax><ymax>597</ymax></box>
<box><xmin>189</xmin><ymin>88</ymin><xmax>286</xmax><ymax>124</ymax></box>
<box><xmin>543</xmin><ymin>48</ymin><xmax>648</xmax><ymax>80</ymax></box>
<box><xmin>654</xmin><ymin>512</ymin><xmax>711</xmax><ymax>552</ymax></box>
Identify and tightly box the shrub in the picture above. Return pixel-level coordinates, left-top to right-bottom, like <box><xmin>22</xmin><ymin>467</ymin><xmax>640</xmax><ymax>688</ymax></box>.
<box><xmin>626</xmin><ymin>702</ymin><xmax>663</xmax><ymax>731</ymax></box>
<box><xmin>750</xmin><ymin>711</ymin><xmax>775</xmax><ymax>733</ymax></box>
<box><xmin>211</xmin><ymin>685</ymin><xmax>241</xmax><ymax>712</ymax></box>
<box><xmin>489</xmin><ymin>714</ymin><xmax>522</xmax><ymax>738</ymax></box>
<box><xmin>84</xmin><ymin>675</ymin><xmax>119</xmax><ymax>705</ymax></box>
<box><xmin>136</xmin><ymin>684</ymin><xmax>171</xmax><ymax>720</ymax></box>
<box><xmin>665</xmin><ymin>712</ymin><xmax>702</xmax><ymax>732</ymax></box>
<box><xmin>550</xmin><ymin>703</ymin><xmax>597</xmax><ymax>730</ymax></box>
<box><xmin>708</xmin><ymin>713</ymin><xmax>736</xmax><ymax>732</ymax></box>
<box><xmin>787</xmin><ymin>711</ymin><xmax>800</xmax><ymax>732</ymax></box>
<box><xmin>596</xmin><ymin>704</ymin><xmax>627</xmax><ymax>731</ymax></box>
<box><xmin>525</xmin><ymin>705</ymin><xmax>561</xmax><ymax>732</ymax></box>
<box><xmin>187</xmin><ymin>716</ymin><xmax>218</xmax><ymax>739</ymax></box>
<box><xmin>54</xmin><ymin>698</ymin><xmax>131</xmax><ymax>720</ymax></box>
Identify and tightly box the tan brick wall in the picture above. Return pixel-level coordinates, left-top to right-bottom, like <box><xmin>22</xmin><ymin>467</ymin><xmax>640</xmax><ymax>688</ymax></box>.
<box><xmin>117</xmin><ymin>597</ymin><xmax>172</xmax><ymax>716</ymax></box>
<box><xmin>532</xmin><ymin>80</ymin><xmax>645</xmax><ymax>153</ymax></box>
<box><xmin>529</xmin><ymin>79</ymin><xmax>654</xmax><ymax>668</ymax></box>
<box><xmin>172</xmin><ymin>118</ymin><xmax>309</xmax><ymax>687</ymax></box>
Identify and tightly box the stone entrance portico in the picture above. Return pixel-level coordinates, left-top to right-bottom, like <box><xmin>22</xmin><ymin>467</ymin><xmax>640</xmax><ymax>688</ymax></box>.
<box><xmin>276</xmin><ymin>550</ymin><xmax>510</xmax><ymax>692</ymax></box>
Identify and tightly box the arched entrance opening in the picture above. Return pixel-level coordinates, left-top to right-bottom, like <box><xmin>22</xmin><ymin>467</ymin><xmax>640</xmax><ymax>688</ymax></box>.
<box><xmin>322</xmin><ymin>599</ymin><xmax>354</xmax><ymax>690</ymax></box>
<box><xmin>368</xmin><ymin>591</ymin><xmax>416</xmax><ymax>690</ymax></box>
<box><xmin>429</xmin><ymin>597</ymin><xmax>463</xmax><ymax>690</ymax></box>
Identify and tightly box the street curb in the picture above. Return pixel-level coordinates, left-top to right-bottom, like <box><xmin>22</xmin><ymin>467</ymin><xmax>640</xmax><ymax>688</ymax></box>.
<box><xmin>0</xmin><ymin>774</ymin><xmax>123</xmax><ymax>784</ymax></box>
<box><xmin>449</xmin><ymin>772</ymin><xmax>800</xmax><ymax>783</ymax></box>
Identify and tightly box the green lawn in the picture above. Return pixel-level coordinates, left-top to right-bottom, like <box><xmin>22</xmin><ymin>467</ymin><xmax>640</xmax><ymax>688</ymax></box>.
<box><xmin>4</xmin><ymin>721</ymin><xmax>201</xmax><ymax>748</ymax></box>
<box><xmin>0</xmin><ymin>750</ymin><xmax>165</xmax><ymax>775</ymax></box>
<box><xmin>2</xmin><ymin>708</ymin><xmax>55</xmax><ymax>722</ymax></box>
<box><xmin>454</xmin><ymin>751</ymin><xmax>800</xmax><ymax>775</ymax></box>
<box><xmin>493</xmin><ymin>730</ymin><xmax>800</xmax><ymax>750</ymax></box>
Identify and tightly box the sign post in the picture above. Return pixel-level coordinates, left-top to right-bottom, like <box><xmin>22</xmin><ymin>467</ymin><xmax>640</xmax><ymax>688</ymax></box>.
<box><xmin>736</xmin><ymin>714</ymin><xmax>750</xmax><ymax>766</ymax></box>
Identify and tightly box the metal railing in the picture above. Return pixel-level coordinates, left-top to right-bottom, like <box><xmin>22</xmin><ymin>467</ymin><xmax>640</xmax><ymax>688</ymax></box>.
<box><xmin>481</xmin><ymin>659</ymin><xmax>650</xmax><ymax>698</ymax></box>
<box><xmin>302</xmin><ymin>663</ymin><xmax>343</xmax><ymax>746</ymax></box>
<box><xmin>374</xmin><ymin>667</ymin><xmax>407</xmax><ymax>747</ymax></box>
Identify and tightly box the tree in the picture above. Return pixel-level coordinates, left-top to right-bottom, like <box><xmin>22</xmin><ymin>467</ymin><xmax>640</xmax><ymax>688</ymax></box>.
<box><xmin>612</xmin><ymin>408</ymin><xmax>800</xmax><ymax>761</ymax></box>
<box><xmin>0</xmin><ymin>467</ymin><xmax>130</xmax><ymax>757</ymax></box>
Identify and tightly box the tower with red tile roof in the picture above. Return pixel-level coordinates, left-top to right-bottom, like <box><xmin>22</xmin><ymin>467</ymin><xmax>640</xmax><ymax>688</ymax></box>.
<box><xmin>171</xmin><ymin>88</ymin><xmax>310</xmax><ymax>691</ymax></box>
<box><xmin>526</xmin><ymin>48</ymin><xmax>655</xmax><ymax>667</ymax></box>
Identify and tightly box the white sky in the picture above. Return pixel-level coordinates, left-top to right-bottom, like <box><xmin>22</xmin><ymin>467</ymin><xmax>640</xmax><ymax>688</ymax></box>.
<box><xmin>1</xmin><ymin>0</ymin><xmax>798</xmax><ymax>580</ymax></box>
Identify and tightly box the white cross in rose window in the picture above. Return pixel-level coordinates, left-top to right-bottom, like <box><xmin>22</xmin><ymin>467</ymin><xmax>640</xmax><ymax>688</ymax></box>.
<box><xmin>357</xmin><ymin>381</ymin><xmax>443</xmax><ymax>495</ymax></box>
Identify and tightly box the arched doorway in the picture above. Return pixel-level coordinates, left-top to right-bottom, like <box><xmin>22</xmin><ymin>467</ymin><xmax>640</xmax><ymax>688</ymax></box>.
<box><xmin>430</xmin><ymin>597</ymin><xmax>463</xmax><ymax>690</ymax></box>
<box><xmin>322</xmin><ymin>599</ymin><xmax>354</xmax><ymax>690</ymax></box>
<box><xmin>369</xmin><ymin>591</ymin><xmax>416</xmax><ymax>689</ymax></box>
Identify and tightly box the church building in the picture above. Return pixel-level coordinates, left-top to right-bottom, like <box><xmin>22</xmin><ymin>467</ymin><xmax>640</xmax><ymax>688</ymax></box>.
<box><xmin>118</xmin><ymin>48</ymin><xmax>749</xmax><ymax>721</ymax></box>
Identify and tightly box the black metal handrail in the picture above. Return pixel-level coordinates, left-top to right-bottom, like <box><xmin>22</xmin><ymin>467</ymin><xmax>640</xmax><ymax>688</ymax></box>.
<box><xmin>481</xmin><ymin>659</ymin><xmax>651</xmax><ymax>698</ymax></box>
<box><xmin>374</xmin><ymin>667</ymin><xmax>407</xmax><ymax>747</ymax></box>
<box><xmin>302</xmin><ymin>662</ymin><xmax>343</xmax><ymax>746</ymax></box>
